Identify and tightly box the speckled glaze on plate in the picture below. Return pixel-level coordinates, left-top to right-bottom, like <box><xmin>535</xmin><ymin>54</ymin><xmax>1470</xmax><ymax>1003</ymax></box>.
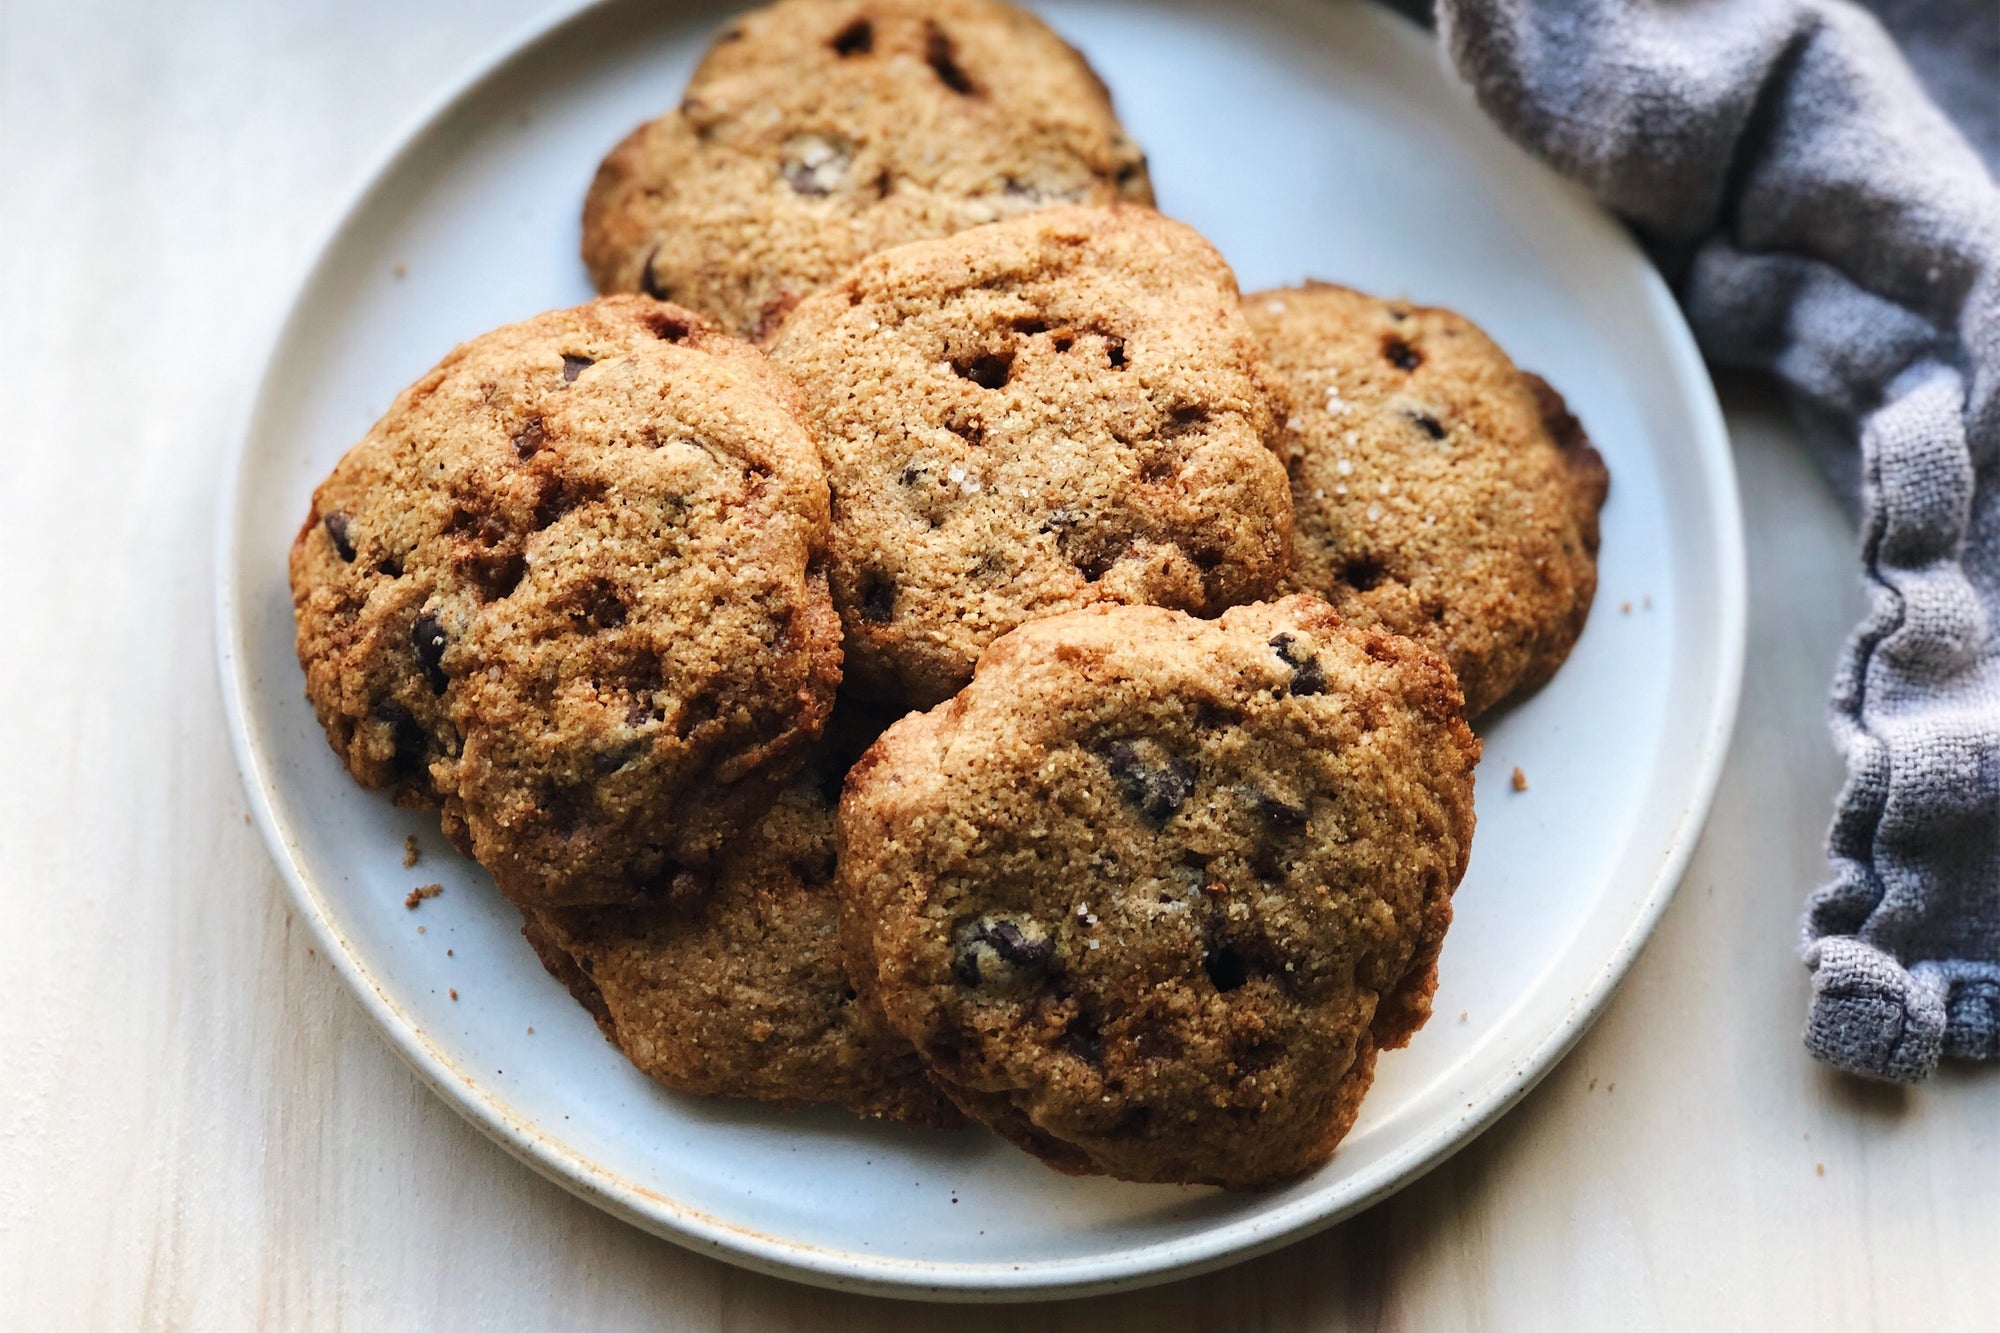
<box><xmin>216</xmin><ymin>0</ymin><xmax>1744</xmax><ymax>1300</ymax></box>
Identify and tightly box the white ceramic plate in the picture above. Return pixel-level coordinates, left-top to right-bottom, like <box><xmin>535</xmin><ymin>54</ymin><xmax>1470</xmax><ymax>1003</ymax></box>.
<box><xmin>217</xmin><ymin>0</ymin><xmax>1744</xmax><ymax>1301</ymax></box>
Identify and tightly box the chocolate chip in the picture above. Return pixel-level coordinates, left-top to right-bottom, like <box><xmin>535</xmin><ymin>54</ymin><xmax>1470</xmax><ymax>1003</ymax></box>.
<box><xmin>411</xmin><ymin>613</ymin><xmax>448</xmax><ymax>694</ymax></box>
<box><xmin>1407</xmin><ymin>409</ymin><xmax>1448</xmax><ymax>440</ymax></box>
<box><xmin>857</xmin><ymin>575</ymin><xmax>895</xmax><ymax>623</ymax></box>
<box><xmin>638</xmin><ymin>246</ymin><xmax>670</xmax><ymax>301</ymax></box>
<box><xmin>1268</xmin><ymin>633</ymin><xmax>1326</xmax><ymax>696</ymax></box>
<box><xmin>830</xmin><ymin>16</ymin><xmax>873</xmax><ymax>55</ymax></box>
<box><xmin>1104</xmin><ymin>740</ymin><xmax>1197</xmax><ymax>822</ymax></box>
<box><xmin>924</xmin><ymin>20</ymin><xmax>976</xmax><ymax>94</ymax></box>
<box><xmin>987</xmin><ymin>920</ymin><xmax>1049</xmax><ymax>966</ymax></box>
<box><xmin>951</xmin><ymin>350</ymin><xmax>1013</xmax><ymax>390</ymax></box>
<box><xmin>1383</xmin><ymin>336</ymin><xmax>1423</xmax><ymax>371</ymax></box>
<box><xmin>561</xmin><ymin>355</ymin><xmax>593</xmax><ymax>382</ymax></box>
<box><xmin>372</xmin><ymin>703</ymin><xmax>428</xmax><ymax>781</ymax></box>
<box><xmin>781</xmin><ymin>133</ymin><xmax>854</xmax><ymax>196</ymax></box>
<box><xmin>1203</xmin><ymin>944</ymin><xmax>1248</xmax><ymax>993</ymax></box>
<box><xmin>323</xmin><ymin>511</ymin><xmax>356</xmax><ymax>562</ymax></box>
<box><xmin>512</xmin><ymin>417</ymin><xmax>546</xmax><ymax>459</ymax></box>
<box><xmin>953</xmin><ymin>916</ymin><xmax>1054</xmax><ymax>985</ymax></box>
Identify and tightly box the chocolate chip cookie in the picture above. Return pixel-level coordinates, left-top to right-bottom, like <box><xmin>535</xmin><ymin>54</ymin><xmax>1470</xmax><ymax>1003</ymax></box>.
<box><xmin>767</xmin><ymin>204</ymin><xmax>1294</xmax><ymax>707</ymax></box>
<box><xmin>289</xmin><ymin>296</ymin><xmax>841</xmax><ymax>907</ymax></box>
<box><xmin>522</xmin><ymin>718</ymin><xmax>959</xmax><ymax>1126</ymax></box>
<box><xmin>1246</xmin><ymin>282</ymin><xmax>1609</xmax><ymax>717</ymax></box>
<box><xmin>837</xmin><ymin>598</ymin><xmax>1479</xmax><ymax>1187</ymax></box>
<box><xmin>582</xmin><ymin>0</ymin><xmax>1154</xmax><ymax>339</ymax></box>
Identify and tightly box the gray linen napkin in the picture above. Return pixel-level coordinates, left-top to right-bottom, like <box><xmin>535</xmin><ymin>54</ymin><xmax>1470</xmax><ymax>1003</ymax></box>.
<box><xmin>1426</xmin><ymin>0</ymin><xmax>2000</xmax><ymax>1080</ymax></box>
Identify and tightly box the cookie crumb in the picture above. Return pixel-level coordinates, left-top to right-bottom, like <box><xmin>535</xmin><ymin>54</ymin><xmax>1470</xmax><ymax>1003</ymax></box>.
<box><xmin>1511</xmin><ymin>766</ymin><xmax>1529</xmax><ymax>792</ymax></box>
<box><xmin>416</xmin><ymin>925</ymin><xmax>425</xmax><ymax>934</ymax></box>
<box><xmin>392</xmin><ymin>261</ymin><xmax>407</xmax><ymax>279</ymax></box>
<box><xmin>449</xmin><ymin>988</ymin><xmax>459</xmax><ymax>1001</ymax></box>
<box><xmin>526</xmin><ymin>1027</ymin><xmax>535</xmax><ymax>1035</ymax></box>
<box><xmin>402</xmin><ymin>835</ymin><xmax>421</xmax><ymax>868</ymax></box>
<box><xmin>446</xmin><ymin>948</ymin><xmax>454</xmax><ymax>957</ymax></box>
<box><xmin>242</xmin><ymin>812</ymin><xmax>251</xmax><ymax>825</ymax></box>
<box><xmin>1815</xmin><ymin>1162</ymin><xmax>1825</xmax><ymax>1177</ymax></box>
<box><xmin>1458</xmin><ymin>1010</ymin><xmax>1468</xmax><ymax>1022</ymax></box>
<box><xmin>1621</xmin><ymin>601</ymin><xmax>1633</xmax><ymax>614</ymax></box>
<box><xmin>405</xmin><ymin>883</ymin><xmax>443</xmax><ymax>909</ymax></box>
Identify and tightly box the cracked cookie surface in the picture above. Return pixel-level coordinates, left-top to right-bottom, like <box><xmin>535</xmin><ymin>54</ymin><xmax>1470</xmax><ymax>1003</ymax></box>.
<box><xmin>289</xmin><ymin>296</ymin><xmax>840</xmax><ymax>907</ymax></box>
<box><xmin>837</xmin><ymin>598</ymin><xmax>1479</xmax><ymax>1187</ymax></box>
<box><xmin>768</xmin><ymin>203</ymin><xmax>1294</xmax><ymax>707</ymax></box>
<box><xmin>523</xmin><ymin>718</ymin><xmax>959</xmax><ymax>1126</ymax></box>
<box><xmin>1248</xmin><ymin>282</ymin><xmax>1608</xmax><ymax>717</ymax></box>
<box><xmin>582</xmin><ymin>0</ymin><xmax>1153</xmax><ymax>338</ymax></box>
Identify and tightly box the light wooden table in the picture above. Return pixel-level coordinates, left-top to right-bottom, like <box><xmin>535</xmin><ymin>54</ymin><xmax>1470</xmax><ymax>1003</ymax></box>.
<box><xmin>4</xmin><ymin>1</ymin><xmax>1994</xmax><ymax>1328</ymax></box>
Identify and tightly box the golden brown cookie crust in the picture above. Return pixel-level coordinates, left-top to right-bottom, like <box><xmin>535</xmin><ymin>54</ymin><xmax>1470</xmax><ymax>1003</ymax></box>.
<box><xmin>582</xmin><ymin>0</ymin><xmax>1154</xmax><ymax>338</ymax></box>
<box><xmin>837</xmin><ymin>599</ymin><xmax>1478</xmax><ymax>1187</ymax></box>
<box><xmin>523</xmin><ymin>732</ymin><xmax>959</xmax><ymax>1127</ymax></box>
<box><xmin>1246</xmin><ymin>282</ymin><xmax>1608</xmax><ymax>718</ymax></box>
<box><xmin>768</xmin><ymin>203</ymin><xmax>1295</xmax><ymax>708</ymax></box>
<box><xmin>289</xmin><ymin>297</ymin><xmax>840</xmax><ymax>907</ymax></box>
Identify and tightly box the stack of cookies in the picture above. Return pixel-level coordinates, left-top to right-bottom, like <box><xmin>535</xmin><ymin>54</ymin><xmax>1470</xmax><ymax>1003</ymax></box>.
<box><xmin>289</xmin><ymin>0</ymin><xmax>1607</xmax><ymax>1189</ymax></box>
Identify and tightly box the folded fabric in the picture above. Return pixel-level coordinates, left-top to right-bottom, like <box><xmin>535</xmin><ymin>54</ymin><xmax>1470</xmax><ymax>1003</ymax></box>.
<box><xmin>1432</xmin><ymin>0</ymin><xmax>2000</xmax><ymax>1080</ymax></box>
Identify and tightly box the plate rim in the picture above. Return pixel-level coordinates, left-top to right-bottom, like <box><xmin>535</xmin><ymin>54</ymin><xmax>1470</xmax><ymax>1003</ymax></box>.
<box><xmin>213</xmin><ymin>0</ymin><xmax>1747</xmax><ymax>1301</ymax></box>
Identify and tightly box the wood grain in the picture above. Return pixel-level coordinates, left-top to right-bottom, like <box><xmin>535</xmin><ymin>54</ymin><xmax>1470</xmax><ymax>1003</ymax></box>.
<box><xmin>2</xmin><ymin>1</ymin><xmax>1994</xmax><ymax>1327</ymax></box>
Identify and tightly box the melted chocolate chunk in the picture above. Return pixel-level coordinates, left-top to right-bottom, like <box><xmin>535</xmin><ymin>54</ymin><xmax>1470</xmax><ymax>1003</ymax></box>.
<box><xmin>924</xmin><ymin>21</ymin><xmax>976</xmax><ymax>95</ymax></box>
<box><xmin>954</xmin><ymin>916</ymin><xmax>1054</xmax><ymax>985</ymax></box>
<box><xmin>411</xmin><ymin>613</ymin><xmax>448</xmax><ymax>694</ymax></box>
<box><xmin>1382</xmin><ymin>336</ymin><xmax>1423</xmax><ymax>371</ymax></box>
<box><xmin>638</xmin><ymin>246</ymin><xmax>670</xmax><ymax>301</ymax></box>
<box><xmin>1104</xmin><ymin>740</ymin><xmax>1197</xmax><ymax>823</ymax></box>
<box><xmin>1268</xmin><ymin>633</ymin><xmax>1326</xmax><ymax>696</ymax></box>
<box><xmin>830</xmin><ymin>16</ymin><xmax>873</xmax><ymax>56</ymax></box>
<box><xmin>323</xmin><ymin>511</ymin><xmax>356</xmax><ymax>561</ymax></box>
